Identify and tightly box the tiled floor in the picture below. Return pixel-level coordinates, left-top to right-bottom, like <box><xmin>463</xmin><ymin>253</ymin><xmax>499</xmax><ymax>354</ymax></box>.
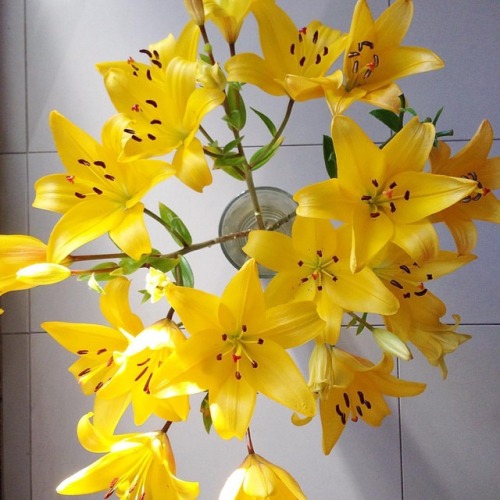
<box><xmin>1</xmin><ymin>1</ymin><xmax>499</xmax><ymax>498</ymax></box>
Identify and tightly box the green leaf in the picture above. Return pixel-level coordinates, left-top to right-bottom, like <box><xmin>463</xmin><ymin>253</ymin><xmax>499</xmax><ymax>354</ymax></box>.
<box><xmin>369</xmin><ymin>109</ymin><xmax>401</xmax><ymax>133</ymax></box>
<box><xmin>200</xmin><ymin>393</ymin><xmax>212</xmax><ymax>434</ymax></box>
<box><xmin>147</xmin><ymin>256</ymin><xmax>180</xmax><ymax>273</ymax></box>
<box><xmin>119</xmin><ymin>254</ymin><xmax>149</xmax><ymax>275</ymax></box>
<box><xmin>174</xmin><ymin>256</ymin><xmax>194</xmax><ymax>288</ymax></box>
<box><xmin>222</xmin><ymin>136</ymin><xmax>244</xmax><ymax>154</ymax></box>
<box><xmin>77</xmin><ymin>262</ymin><xmax>119</xmax><ymax>282</ymax></box>
<box><xmin>356</xmin><ymin>312</ymin><xmax>368</xmax><ymax>335</ymax></box>
<box><xmin>250</xmin><ymin>107</ymin><xmax>277</xmax><ymax>136</ymax></box>
<box><xmin>322</xmin><ymin>135</ymin><xmax>337</xmax><ymax>179</ymax></box>
<box><xmin>158</xmin><ymin>203</ymin><xmax>192</xmax><ymax>247</ymax></box>
<box><xmin>250</xmin><ymin>137</ymin><xmax>283</xmax><ymax>171</ymax></box>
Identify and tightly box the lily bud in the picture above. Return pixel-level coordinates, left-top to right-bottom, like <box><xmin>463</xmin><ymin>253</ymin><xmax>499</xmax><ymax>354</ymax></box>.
<box><xmin>16</xmin><ymin>263</ymin><xmax>71</xmax><ymax>285</ymax></box>
<box><xmin>183</xmin><ymin>0</ymin><xmax>205</xmax><ymax>25</ymax></box>
<box><xmin>197</xmin><ymin>61</ymin><xmax>227</xmax><ymax>90</ymax></box>
<box><xmin>373</xmin><ymin>328</ymin><xmax>412</xmax><ymax>360</ymax></box>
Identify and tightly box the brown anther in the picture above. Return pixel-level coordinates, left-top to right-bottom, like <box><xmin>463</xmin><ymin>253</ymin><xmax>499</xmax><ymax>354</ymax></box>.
<box><xmin>124</xmin><ymin>128</ymin><xmax>135</xmax><ymax>134</ymax></box>
<box><xmin>78</xmin><ymin>368</ymin><xmax>91</xmax><ymax>377</ymax></box>
<box><xmin>332</xmin><ymin>255</ymin><xmax>339</xmax><ymax>263</ymax></box>
<box><xmin>317</xmin><ymin>250</ymin><xmax>323</xmax><ymax>257</ymax></box>
<box><xmin>94</xmin><ymin>160</ymin><xmax>106</xmax><ymax>168</ymax></box>
<box><xmin>216</xmin><ymin>353</ymin><xmax>223</xmax><ymax>361</ymax></box>
<box><xmin>301</xmin><ymin>277</ymin><xmax>309</xmax><ymax>283</ymax></box>
<box><xmin>404</xmin><ymin>190</ymin><xmax>410</xmax><ymax>200</ymax></box>
<box><xmin>427</xmin><ymin>273</ymin><xmax>433</xmax><ymax>280</ymax></box>
<box><xmin>242</xmin><ymin>325</ymin><xmax>247</xmax><ymax>332</ymax></box>
<box><xmin>150</xmin><ymin>119</ymin><xmax>162</xmax><ymax>125</ymax></box>
<box><xmin>315</xmin><ymin>54</ymin><xmax>321</xmax><ymax>64</ymax></box>
<box><xmin>323</xmin><ymin>46</ymin><xmax>329</xmax><ymax>56</ymax></box>
<box><xmin>78</xmin><ymin>159</ymin><xmax>91</xmax><ymax>166</ymax></box>
<box><xmin>297</xmin><ymin>260</ymin><xmax>304</xmax><ymax>267</ymax></box>
<box><xmin>93</xmin><ymin>187</ymin><xmax>103</xmax><ymax>195</ymax></box>
<box><xmin>151</xmin><ymin>59</ymin><xmax>162</xmax><ymax>68</ymax></box>
<box><xmin>97</xmin><ymin>348</ymin><xmax>107</xmax><ymax>355</ymax></box>
<box><xmin>390</xmin><ymin>279</ymin><xmax>403</xmax><ymax>290</ymax></box>
<box><xmin>343</xmin><ymin>393</ymin><xmax>350</xmax><ymax>407</ymax></box>
<box><xmin>139</xmin><ymin>49</ymin><xmax>153</xmax><ymax>58</ymax></box>
<box><xmin>313</xmin><ymin>30</ymin><xmax>319</xmax><ymax>43</ymax></box>
<box><xmin>371</xmin><ymin>179</ymin><xmax>379</xmax><ymax>187</ymax></box>
<box><xmin>143</xmin><ymin>373</ymin><xmax>153</xmax><ymax>394</ymax></box>
<box><xmin>75</xmin><ymin>192</ymin><xmax>86</xmax><ymax>199</ymax></box>
<box><xmin>137</xmin><ymin>358</ymin><xmax>150</xmax><ymax>366</ymax></box>
<box><xmin>361</xmin><ymin>195</ymin><xmax>372</xmax><ymax>201</ymax></box>
<box><xmin>146</xmin><ymin>69</ymin><xmax>152</xmax><ymax>81</ymax></box>
<box><xmin>104</xmin><ymin>174</ymin><xmax>116</xmax><ymax>181</ymax></box>
<box><xmin>390</xmin><ymin>202</ymin><xmax>396</xmax><ymax>213</ymax></box>
<box><xmin>257</xmin><ymin>338</ymin><xmax>264</xmax><ymax>345</ymax></box>
<box><xmin>235</xmin><ymin>371</ymin><xmax>242</xmax><ymax>380</ymax></box>
<box><xmin>135</xmin><ymin>367</ymin><xmax>148</xmax><ymax>381</ymax></box>
<box><xmin>399</xmin><ymin>265</ymin><xmax>411</xmax><ymax>274</ymax></box>
<box><xmin>222</xmin><ymin>333</ymin><xmax>228</xmax><ymax>341</ymax></box>
<box><xmin>370</xmin><ymin>212</ymin><xmax>380</xmax><ymax>218</ymax></box>
<box><xmin>414</xmin><ymin>288</ymin><xmax>428</xmax><ymax>297</ymax></box>
<box><xmin>77</xmin><ymin>349</ymin><xmax>89</xmax><ymax>355</ymax></box>
<box><xmin>94</xmin><ymin>381</ymin><xmax>104</xmax><ymax>392</ymax></box>
<box><xmin>251</xmin><ymin>360</ymin><xmax>258</xmax><ymax>368</ymax></box>
<box><xmin>147</xmin><ymin>133</ymin><xmax>156</xmax><ymax>140</ymax></box>
<box><xmin>131</xmin><ymin>135</ymin><xmax>142</xmax><ymax>142</ymax></box>
<box><xmin>290</xmin><ymin>43</ymin><xmax>295</xmax><ymax>55</ymax></box>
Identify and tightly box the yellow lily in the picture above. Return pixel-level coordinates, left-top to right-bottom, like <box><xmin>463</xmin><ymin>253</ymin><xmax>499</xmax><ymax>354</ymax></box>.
<box><xmin>97</xmin><ymin>23</ymin><xmax>225</xmax><ymax>192</ymax></box>
<box><xmin>219</xmin><ymin>453</ymin><xmax>306</xmax><ymax>499</ymax></box>
<box><xmin>294</xmin><ymin>115</ymin><xmax>478</xmax><ymax>272</ymax></box>
<box><xmin>152</xmin><ymin>259</ymin><xmax>322</xmax><ymax>440</ymax></box>
<box><xmin>204</xmin><ymin>0</ymin><xmax>257</xmax><ymax>44</ymax></box>
<box><xmin>430</xmin><ymin>120</ymin><xmax>500</xmax><ymax>254</ymax></box>
<box><xmin>372</xmin><ymin>242</ymin><xmax>474</xmax><ymax>378</ymax></box>
<box><xmin>225</xmin><ymin>0</ymin><xmax>346</xmax><ymax>101</ymax></box>
<box><xmin>42</xmin><ymin>277</ymin><xmax>190</xmax><ymax>426</ymax></box>
<box><xmin>57</xmin><ymin>412</ymin><xmax>199</xmax><ymax>498</ymax></box>
<box><xmin>0</xmin><ymin>234</ymin><xmax>71</xmax><ymax>305</ymax></box>
<box><xmin>323</xmin><ymin>0</ymin><xmax>444</xmax><ymax>114</ymax></box>
<box><xmin>33</xmin><ymin>112</ymin><xmax>173</xmax><ymax>263</ymax></box>
<box><xmin>243</xmin><ymin>217</ymin><xmax>399</xmax><ymax>344</ymax></box>
<box><xmin>297</xmin><ymin>344</ymin><xmax>425</xmax><ymax>454</ymax></box>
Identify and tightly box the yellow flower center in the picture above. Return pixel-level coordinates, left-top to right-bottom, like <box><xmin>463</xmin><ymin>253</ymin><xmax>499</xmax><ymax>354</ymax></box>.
<box><xmin>289</xmin><ymin>26</ymin><xmax>330</xmax><ymax>72</ymax></box>
<box><xmin>460</xmin><ymin>171</ymin><xmax>490</xmax><ymax>202</ymax></box>
<box><xmin>345</xmin><ymin>39</ymin><xmax>379</xmax><ymax>91</ymax></box>
<box><xmin>217</xmin><ymin>325</ymin><xmax>264</xmax><ymax>380</ymax></box>
<box><xmin>297</xmin><ymin>249</ymin><xmax>341</xmax><ymax>292</ymax></box>
<box><xmin>360</xmin><ymin>178</ymin><xmax>411</xmax><ymax>218</ymax></box>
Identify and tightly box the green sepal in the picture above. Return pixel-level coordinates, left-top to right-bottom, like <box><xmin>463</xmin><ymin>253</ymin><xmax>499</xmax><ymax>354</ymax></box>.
<box><xmin>200</xmin><ymin>393</ymin><xmax>212</xmax><ymax>434</ymax></box>
<box><xmin>147</xmin><ymin>256</ymin><xmax>180</xmax><ymax>273</ymax></box>
<box><xmin>199</xmin><ymin>53</ymin><xmax>212</xmax><ymax>65</ymax></box>
<box><xmin>138</xmin><ymin>289</ymin><xmax>152</xmax><ymax>304</ymax></box>
<box><xmin>322</xmin><ymin>135</ymin><xmax>337</xmax><ymax>179</ymax></box>
<box><xmin>250</xmin><ymin>107</ymin><xmax>277</xmax><ymax>136</ymax></box>
<box><xmin>250</xmin><ymin>137</ymin><xmax>283</xmax><ymax>171</ymax></box>
<box><xmin>158</xmin><ymin>202</ymin><xmax>193</xmax><ymax>247</ymax></box>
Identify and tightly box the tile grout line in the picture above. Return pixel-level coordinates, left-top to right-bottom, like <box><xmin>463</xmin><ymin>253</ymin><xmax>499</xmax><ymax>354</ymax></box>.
<box><xmin>396</xmin><ymin>357</ymin><xmax>405</xmax><ymax>500</ymax></box>
<box><xmin>22</xmin><ymin>0</ymin><xmax>34</xmax><ymax>497</ymax></box>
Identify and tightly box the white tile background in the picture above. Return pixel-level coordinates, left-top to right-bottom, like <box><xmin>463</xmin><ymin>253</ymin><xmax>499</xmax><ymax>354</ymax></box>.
<box><xmin>1</xmin><ymin>0</ymin><xmax>499</xmax><ymax>498</ymax></box>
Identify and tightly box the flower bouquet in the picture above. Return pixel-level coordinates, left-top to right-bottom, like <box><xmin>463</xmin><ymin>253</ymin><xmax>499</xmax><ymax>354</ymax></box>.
<box><xmin>1</xmin><ymin>0</ymin><xmax>499</xmax><ymax>498</ymax></box>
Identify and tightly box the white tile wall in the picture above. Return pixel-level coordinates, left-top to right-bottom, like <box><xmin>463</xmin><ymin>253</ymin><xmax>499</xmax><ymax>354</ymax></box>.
<box><xmin>2</xmin><ymin>0</ymin><xmax>499</xmax><ymax>499</ymax></box>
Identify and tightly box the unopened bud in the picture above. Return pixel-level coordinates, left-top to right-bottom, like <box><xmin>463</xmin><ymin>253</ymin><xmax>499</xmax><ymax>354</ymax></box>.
<box><xmin>183</xmin><ymin>0</ymin><xmax>205</xmax><ymax>26</ymax></box>
<box><xmin>373</xmin><ymin>328</ymin><xmax>412</xmax><ymax>361</ymax></box>
<box><xmin>196</xmin><ymin>61</ymin><xmax>227</xmax><ymax>90</ymax></box>
<box><xmin>16</xmin><ymin>263</ymin><xmax>71</xmax><ymax>285</ymax></box>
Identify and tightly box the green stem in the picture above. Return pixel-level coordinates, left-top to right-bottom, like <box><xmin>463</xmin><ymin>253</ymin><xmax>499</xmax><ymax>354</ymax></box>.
<box><xmin>246</xmin><ymin>427</ymin><xmax>255</xmax><ymax>455</ymax></box>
